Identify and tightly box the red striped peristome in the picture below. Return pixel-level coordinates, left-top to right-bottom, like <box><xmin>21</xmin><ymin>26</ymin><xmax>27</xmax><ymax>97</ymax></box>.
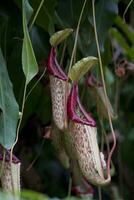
<box><xmin>47</xmin><ymin>47</ymin><xmax>70</xmax><ymax>130</ymax></box>
<box><xmin>47</xmin><ymin>47</ymin><xmax>67</xmax><ymax>81</ymax></box>
<box><xmin>0</xmin><ymin>145</ymin><xmax>21</xmax><ymax>196</ymax></box>
<box><xmin>67</xmin><ymin>82</ymin><xmax>96</xmax><ymax>127</ymax></box>
<box><xmin>66</xmin><ymin>83</ymin><xmax>111</xmax><ymax>186</ymax></box>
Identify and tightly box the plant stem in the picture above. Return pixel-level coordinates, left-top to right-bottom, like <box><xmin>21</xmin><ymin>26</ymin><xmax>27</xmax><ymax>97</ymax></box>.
<box><xmin>98</xmin><ymin>186</ymin><xmax>102</xmax><ymax>200</ymax></box>
<box><xmin>67</xmin><ymin>175</ymin><xmax>72</xmax><ymax>197</ymax></box>
<box><xmin>92</xmin><ymin>0</ymin><xmax>116</xmax><ymax>178</ymax></box>
<box><xmin>65</xmin><ymin>0</ymin><xmax>87</xmax><ymax>133</ymax></box>
<box><xmin>29</xmin><ymin>0</ymin><xmax>44</xmax><ymax>31</ymax></box>
<box><xmin>10</xmin><ymin>81</ymin><xmax>27</xmax><ymax>155</ymax></box>
<box><xmin>25</xmin><ymin>69</ymin><xmax>46</xmax><ymax>101</ymax></box>
<box><xmin>123</xmin><ymin>0</ymin><xmax>134</xmax><ymax>23</ymax></box>
<box><xmin>10</xmin><ymin>0</ymin><xmax>46</xmax><ymax>158</ymax></box>
<box><xmin>100</xmin><ymin>118</ymin><xmax>110</xmax><ymax>155</ymax></box>
<box><xmin>9</xmin><ymin>0</ymin><xmax>45</xmax><ymax>195</ymax></box>
<box><xmin>68</xmin><ymin>0</ymin><xmax>87</xmax><ymax>74</ymax></box>
<box><xmin>10</xmin><ymin>81</ymin><xmax>27</xmax><ymax>195</ymax></box>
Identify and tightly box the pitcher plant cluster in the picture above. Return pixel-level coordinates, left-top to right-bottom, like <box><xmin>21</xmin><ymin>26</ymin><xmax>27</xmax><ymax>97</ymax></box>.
<box><xmin>46</xmin><ymin>29</ymin><xmax>116</xmax><ymax>198</ymax></box>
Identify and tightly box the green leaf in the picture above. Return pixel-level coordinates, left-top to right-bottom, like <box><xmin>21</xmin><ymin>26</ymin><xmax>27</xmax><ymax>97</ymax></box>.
<box><xmin>0</xmin><ymin>48</ymin><xmax>19</xmax><ymax>149</ymax></box>
<box><xmin>22</xmin><ymin>0</ymin><xmax>38</xmax><ymax>85</ymax></box>
<box><xmin>115</xmin><ymin>16</ymin><xmax>134</xmax><ymax>46</ymax></box>
<box><xmin>110</xmin><ymin>28</ymin><xmax>134</xmax><ymax>60</ymax></box>
<box><xmin>25</xmin><ymin>0</ymin><xmax>33</xmax><ymax>23</ymax></box>
<box><xmin>50</xmin><ymin>28</ymin><xmax>73</xmax><ymax>46</ymax></box>
<box><xmin>69</xmin><ymin>56</ymin><xmax>98</xmax><ymax>81</ymax></box>
<box><xmin>21</xmin><ymin>190</ymin><xmax>49</xmax><ymax>200</ymax></box>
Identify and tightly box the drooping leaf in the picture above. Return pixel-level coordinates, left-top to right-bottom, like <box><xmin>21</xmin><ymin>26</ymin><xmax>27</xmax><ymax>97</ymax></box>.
<box><xmin>115</xmin><ymin>16</ymin><xmax>134</xmax><ymax>46</ymax></box>
<box><xmin>110</xmin><ymin>28</ymin><xmax>134</xmax><ymax>60</ymax></box>
<box><xmin>22</xmin><ymin>0</ymin><xmax>38</xmax><ymax>85</ymax></box>
<box><xmin>112</xmin><ymin>16</ymin><xmax>134</xmax><ymax>61</ymax></box>
<box><xmin>68</xmin><ymin>57</ymin><xmax>98</xmax><ymax>81</ymax></box>
<box><xmin>0</xmin><ymin>48</ymin><xmax>19</xmax><ymax>149</ymax></box>
<box><xmin>50</xmin><ymin>28</ymin><xmax>73</xmax><ymax>46</ymax></box>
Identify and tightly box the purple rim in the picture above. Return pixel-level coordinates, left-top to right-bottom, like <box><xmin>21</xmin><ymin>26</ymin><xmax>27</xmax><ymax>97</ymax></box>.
<box><xmin>67</xmin><ymin>82</ymin><xmax>96</xmax><ymax>127</ymax></box>
<box><xmin>87</xmin><ymin>73</ymin><xmax>103</xmax><ymax>88</ymax></box>
<box><xmin>47</xmin><ymin>47</ymin><xmax>67</xmax><ymax>81</ymax></box>
<box><xmin>0</xmin><ymin>145</ymin><xmax>20</xmax><ymax>164</ymax></box>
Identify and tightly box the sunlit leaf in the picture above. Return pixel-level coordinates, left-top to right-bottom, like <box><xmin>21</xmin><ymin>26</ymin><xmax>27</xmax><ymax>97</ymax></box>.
<box><xmin>50</xmin><ymin>28</ymin><xmax>73</xmax><ymax>46</ymax></box>
<box><xmin>22</xmin><ymin>0</ymin><xmax>38</xmax><ymax>85</ymax></box>
<box><xmin>21</xmin><ymin>190</ymin><xmax>49</xmax><ymax>200</ymax></box>
<box><xmin>69</xmin><ymin>57</ymin><xmax>98</xmax><ymax>81</ymax></box>
<box><xmin>0</xmin><ymin>48</ymin><xmax>19</xmax><ymax>149</ymax></box>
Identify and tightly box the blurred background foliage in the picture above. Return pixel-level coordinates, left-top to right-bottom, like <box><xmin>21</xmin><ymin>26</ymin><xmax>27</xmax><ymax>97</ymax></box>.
<box><xmin>0</xmin><ymin>0</ymin><xmax>134</xmax><ymax>199</ymax></box>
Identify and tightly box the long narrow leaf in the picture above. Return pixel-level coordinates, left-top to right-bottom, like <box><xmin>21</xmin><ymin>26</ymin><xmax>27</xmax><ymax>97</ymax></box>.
<box><xmin>115</xmin><ymin>17</ymin><xmax>134</xmax><ymax>46</ymax></box>
<box><xmin>110</xmin><ymin>28</ymin><xmax>134</xmax><ymax>60</ymax></box>
<box><xmin>22</xmin><ymin>0</ymin><xmax>38</xmax><ymax>84</ymax></box>
<box><xmin>0</xmin><ymin>48</ymin><xmax>19</xmax><ymax>149</ymax></box>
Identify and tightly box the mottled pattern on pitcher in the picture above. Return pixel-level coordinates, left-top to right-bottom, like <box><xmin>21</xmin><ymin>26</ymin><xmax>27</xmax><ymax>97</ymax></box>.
<box><xmin>50</xmin><ymin>75</ymin><xmax>69</xmax><ymax>130</ymax></box>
